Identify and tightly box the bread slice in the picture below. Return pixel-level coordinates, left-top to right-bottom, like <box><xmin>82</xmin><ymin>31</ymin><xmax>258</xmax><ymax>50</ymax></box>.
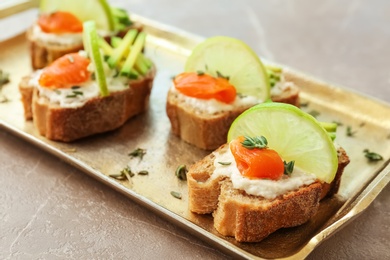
<box><xmin>213</xmin><ymin>180</ymin><xmax>322</xmax><ymax>242</ymax></box>
<box><xmin>27</xmin><ymin>23</ymin><xmax>143</xmax><ymax>70</ymax></box>
<box><xmin>187</xmin><ymin>144</ymin><xmax>350</xmax><ymax>242</ymax></box>
<box><xmin>20</xmin><ymin>66</ymin><xmax>155</xmax><ymax>142</ymax></box>
<box><xmin>166</xmin><ymin>73</ymin><xmax>300</xmax><ymax>150</ymax></box>
<box><xmin>27</xmin><ymin>26</ymin><xmax>84</xmax><ymax>70</ymax></box>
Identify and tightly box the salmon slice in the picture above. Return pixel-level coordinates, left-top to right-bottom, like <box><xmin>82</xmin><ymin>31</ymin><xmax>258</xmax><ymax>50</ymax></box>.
<box><xmin>38</xmin><ymin>11</ymin><xmax>83</xmax><ymax>33</ymax></box>
<box><xmin>230</xmin><ymin>136</ymin><xmax>284</xmax><ymax>180</ymax></box>
<box><xmin>173</xmin><ymin>72</ymin><xmax>236</xmax><ymax>104</ymax></box>
<box><xmin>39</xmin><ymin>53</ymin><xmax>91</xmax><ymax>89</ymax></box>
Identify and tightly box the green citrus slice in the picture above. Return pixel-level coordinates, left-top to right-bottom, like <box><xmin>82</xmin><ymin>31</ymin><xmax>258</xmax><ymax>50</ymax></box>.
<box><xmin>227</xmin><ymin>102</ymin><xmax>338</xmax><ymax>183</ymax></box>
<box><xmin>39</xmin><ymin>0</ymin><xmax>115</xmax><ymax>31</ymax></box>
<box><xmin>185</xmin><ymin>36</ymin><xmax>270</xmax><ymax>101</ymax></box>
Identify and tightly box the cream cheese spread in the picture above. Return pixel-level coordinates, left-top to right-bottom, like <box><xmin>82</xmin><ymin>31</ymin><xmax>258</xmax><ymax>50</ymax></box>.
<box><xmin>30</xmin><ymin>56</ymin><xmax>130</xmax><ymax>108</ymax></box>
<box><xmin>171</xmin><ymin>86</ymin><xmax>260</xmax><ymax>114</ymax></box>
<box><xmin>212</xmin><ymin>145</ymin><xmax>317</xmax><ymax>199</ymax></box>
<box><xmin>30</xmin><ymin>24</ymin><xmax>83</xmax><ymax>46</ymax></box>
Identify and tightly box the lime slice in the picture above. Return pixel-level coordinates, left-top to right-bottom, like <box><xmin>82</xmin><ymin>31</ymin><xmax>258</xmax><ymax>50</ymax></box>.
<box><xmin>40</xmin><ymin>0</ymin><xmax>115</xmax><ymax>31</ymax></box>
<box><xmin>227</xmin><ymin>102</ymin><xmax>338</xmax><ymax>183</ymax></box>
<box><xmin>185</xmin><ymin>36</ymin><xmax>270</xmax><ymax>101</ymax></box>
<box><xmin>83</xmin><ymin>21</ymin><xmax>108</xmax><ymax>96</ymax></box>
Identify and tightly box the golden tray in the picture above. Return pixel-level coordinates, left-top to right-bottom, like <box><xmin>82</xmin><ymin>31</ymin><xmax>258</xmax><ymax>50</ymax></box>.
<box><xmin>0</xmin><ymin>13</ymin><xmax>389</xmax><ymax>259</ymax></box>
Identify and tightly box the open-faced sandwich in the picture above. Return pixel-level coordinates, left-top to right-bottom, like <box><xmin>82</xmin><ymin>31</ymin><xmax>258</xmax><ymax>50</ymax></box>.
<box><xmin>28</xmin><ymin>0</ymin><xmax>140</xmax><ymax>69</ymax></box>
<box><xmin>166</xmin><ymin>36</ymin><xmax>300</xmax><ymax>150</ymax></box>
<box><xmin>19</xmin><ymin>21</ymin><xmax>155</xmax><ymax>142</ymax></box>
<box><xmin>187</xmin><ymin>102</ymin><xmax>350</xmax><ymax>242</ymax></box>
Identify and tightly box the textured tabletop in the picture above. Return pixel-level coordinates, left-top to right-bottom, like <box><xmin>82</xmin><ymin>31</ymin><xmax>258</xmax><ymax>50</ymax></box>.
<box><xmin>1</xmin><ymin>0</ymin><xmax>389</xmax><ymax>259</ymax></box>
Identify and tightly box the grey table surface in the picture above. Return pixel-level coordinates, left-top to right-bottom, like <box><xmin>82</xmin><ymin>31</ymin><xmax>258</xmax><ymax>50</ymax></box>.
<box><xmin>1</xmin><ymin>0</ymin><xmax>389</xmax><ymax>259</ymax></box>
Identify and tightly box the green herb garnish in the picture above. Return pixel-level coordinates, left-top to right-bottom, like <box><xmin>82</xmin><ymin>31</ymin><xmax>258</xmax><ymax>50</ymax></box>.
<box><xmin>138</xmin><ymin>170</ymin><xmax>149</xmax><ymax>176</ymax></box>
<box><xmin>121</xmin><ymin>166</ymin><xmax>135</xmax><ymax>181</ymax></box>
<box><xmin>128</xmin><ymin>148</ymin><xmax>146</xmax><ymax>160</ymax></box>
<box><xmin>363</xmin><ymin>149</ymin><xmax>383</xmax><ymax>162</ymax></box>
<box><xmin>197</xmin><ymin>70</ymin><xmax>204</xmax><ymax>76</ymax></box>
<box><xmin>0</xmin><ymin>70</ymin><xmax>10</xmax><ymax>103</ymax></box>
<box><xmin>175</xmin><ymin>165</ymin><xmax>187</xmax><ymax>181</ymax></box>
<box><xmin>66</xmin><ymin>90</ymin><xmax>84</xmax><ymax>98</ymax></box>
<box><xmin>346</xmin><ymin>126</ymin><xmax>356</xmax><ymax>137</ymax></box>
<box><xmin>109</xmin><ymin>173</ymin><xmax>127</xmax><ymax>180</ymax></box>
<box><xmin>218</xmin><ymin>161</ymin><xmax>232</xmax><ymax>166</ymax></box>
<box><xmin>170</xmin><ymin>191</ymin><xmax>182</xmax><ymax>199</ymax></box>
<box><xmin>241</xmin><ymin>136</ymin><xmax>268</xmax><ymax>150</ymax></box>
<box><xmin>216</xmin><ymin>70</ymin><xmax>229</xmax><ymax>80</ymax></box>
<box><xmin>308</xmin><ymin>110</ymin><xmax>320</xmax><ymax>118</ymax></box>
<box><xmin>284</xmin><ymin>160</ymin><xmax>295</xmax><ymax>176</ymax></box>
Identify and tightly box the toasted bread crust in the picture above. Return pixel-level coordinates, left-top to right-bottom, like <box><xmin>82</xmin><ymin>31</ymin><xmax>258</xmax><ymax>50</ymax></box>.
<box><xmin>213</xmin><ymin>180</ymin><xmax>322</xmax><ymax>242</ymax></box>
<box><xmin>187</xmin><ymin>144</ymin><xmax>350</xmax><ymax>242</ymax></box>
<box><xmin>30</xmin><ymin>67</ymin><xmax>155</xmax><ymax>142</ymax></box>
<box><xmin>166</xmin><ymin>80</ymin><xmax>300</xmax><ymax>150</ymax></box>
<box><xmin>166</xmin><ymin>89</ymin><xmax>249</xmax><ymax>150</ymax></box>
<box><xmin>19</xmin><ymin>76</ymin><xmax>34</xmax><ymax>120</ymax></box>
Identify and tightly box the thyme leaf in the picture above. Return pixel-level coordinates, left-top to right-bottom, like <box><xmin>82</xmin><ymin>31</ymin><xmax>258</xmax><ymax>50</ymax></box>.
<box><xmin>363</xmin><ymin>149</ymin><xmax>383</xmax><ymax>162</ymax></box>
<box><xmin>308</xmin><ymin>110</ymin><xmax>320</xmax><ymax>118</ymax></box>
<box><xmin>109</xmin><ymin>173</ymin><xmax>127</xmax><ymax>180</ymax></box>
<box><xmin>346</xmin><ymin>126</ymin><xmax>356</xmax><ymax>137</ymax></box>
<box><xmin>128</xmin><ymin>148</ymin><xmax>146</xmax><ymax>160</ymax></box>
<box><xmin>284</xmin><ymin>160</ymin><xmax>295</xmax><ymax>176</ymax></box>
<box><xmin>216</xmin><ymin>70</ymin><xmax>229</xmax><ymax>80</ymax></box>
<box><xmin>170</xmin><ymin>191</ymin><xmax>182</xmax><ymax>199</ymax></box>
<box><xmin>241</xmin><ymin>136</ymin><xmax>268</xmax><ymax>150</ymax></box>
<box><xmin>138</xmin><ymin>170</ymin><xmax>149</xmax><ymax>176</ymax></box>
<box><xmin>175</xmin><ymin>165</ymin><xmax>187</xmax><ymax>181</ymax></box>
<box><xmin>218</xmin><ymin>161</ymin><xmax>232</xmax><ymax>166</ymax></box>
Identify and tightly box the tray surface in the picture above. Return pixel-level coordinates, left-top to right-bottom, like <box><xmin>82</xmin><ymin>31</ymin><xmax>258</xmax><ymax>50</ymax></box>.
<box><xmin>0</xmin><ymin>14</ymin><xmax>389</xmax><ymax>259</ymax></box>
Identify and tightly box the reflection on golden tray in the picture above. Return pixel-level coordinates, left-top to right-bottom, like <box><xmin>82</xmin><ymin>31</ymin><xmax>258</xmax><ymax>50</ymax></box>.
<box><xmin>0</xmin><ymin>13</ymin><xmax>389</xmax><ymax>259</ymax></box>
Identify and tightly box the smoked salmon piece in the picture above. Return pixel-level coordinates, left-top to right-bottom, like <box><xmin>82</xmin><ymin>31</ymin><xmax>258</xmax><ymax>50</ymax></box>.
<box><xmin>230</xmin><ymin>136</ymin><xmax>284</xmax><ymax>180</ymax></box>
<box><xmin>38</xmin><ymin>11</ymin><xmax>83</xmax><ymax>33</ymax></box>
<box><xmin>39</xmin><ymin>53</ymin><xmax>91</xmax><ymax>88</ymax></box>
<box><xmin>173</xmin><ymin>72</ymin><xmax>236</xmax><ymax>104</ymax></box>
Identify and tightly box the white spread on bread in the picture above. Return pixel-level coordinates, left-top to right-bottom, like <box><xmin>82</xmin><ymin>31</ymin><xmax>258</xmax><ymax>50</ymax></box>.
<box><xmin>170</xmin><ymin>86</ymin><xmax>260</xmax><ymax>114</ymax></box>
<box><xmin>30</xmin><ymin>66</ymin><xmax>129</xmax><ymax>108</ymax></box>
<box><xmin>30</xmin><ymin>24</ymin><xmax>83</xmax><ymax>46</ymax></box>
<box><xmin>212</xmin><ymin>145</ymin><xmax>317</xmax><ymax>199</ymax></box>
<box><xmin>270</xmin><ymin>74</ymin><xmax>297</xmax><ymax>97</ymax></box>
<box><xmin>30</xmin><ymin>24</ymin><xmax>112</xmax><ymax>46</ymax></box>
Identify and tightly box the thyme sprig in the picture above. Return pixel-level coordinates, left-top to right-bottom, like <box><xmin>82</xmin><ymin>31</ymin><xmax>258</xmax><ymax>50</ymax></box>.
<box><xmin>241</xmin><ymin>136</ymin><xmax>268</xmax><ymax>150</ymax></box>
<box><xmin>363</xmin><ymin>149</ymin><xmax>383</xmax><ymax>162</ymax></box>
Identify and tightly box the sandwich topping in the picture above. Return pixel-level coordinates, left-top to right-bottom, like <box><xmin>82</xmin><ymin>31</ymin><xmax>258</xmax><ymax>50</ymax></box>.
<box><xmin>32</xmin><ymin>51</ymin><xmax>128</xmax><ymax>108</ymax></box>
<box><xmin>38</xmin><ymin>11</ymin><xmax>83</xmax><ymax>34</ymax></box>
<box><xmin>173</xmin><ymin>72</ymin><xmax>236</xmax><ymax>104</ymax></box>
<box><xmin>212</xmin><ymin>138</ymin><xmax>317</xmax><ymax>199</ymax></box>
